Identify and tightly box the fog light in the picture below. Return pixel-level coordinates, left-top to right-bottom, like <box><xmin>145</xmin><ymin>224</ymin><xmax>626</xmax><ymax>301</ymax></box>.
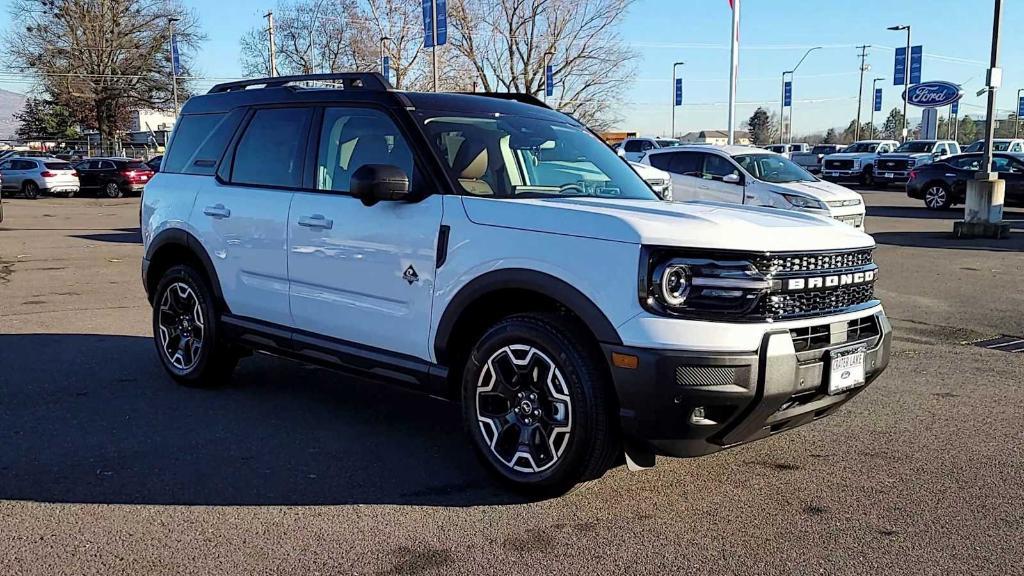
<box><xmin>690</xmin><ymin>406</ymin><xmax>718</xmax><ymax>426</ymax></box>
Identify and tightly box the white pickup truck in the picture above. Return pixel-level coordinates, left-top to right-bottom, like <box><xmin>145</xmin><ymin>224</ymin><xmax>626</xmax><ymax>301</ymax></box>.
<box><xmin>791</xmin><ymin>144</ymin><xmax>845</xmax><ymax>174</ymax></box>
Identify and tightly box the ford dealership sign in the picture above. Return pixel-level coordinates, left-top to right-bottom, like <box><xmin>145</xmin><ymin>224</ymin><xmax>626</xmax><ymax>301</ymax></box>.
<box><xmin>902</xmin><ymin>81</ymin><xmax>963</xmax><ymax>108</ymax></box>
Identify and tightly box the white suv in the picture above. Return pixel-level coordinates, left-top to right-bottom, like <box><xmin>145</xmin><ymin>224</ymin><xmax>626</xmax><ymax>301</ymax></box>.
<box><xmin>641</xmin><ymin>145</ymin><xmax>867</xmax><ymax>229</ymax></box>
<box><xmin>142</xmin><ymin>73</ymin><xmax>892</xmax><ymax>495</ymax></box>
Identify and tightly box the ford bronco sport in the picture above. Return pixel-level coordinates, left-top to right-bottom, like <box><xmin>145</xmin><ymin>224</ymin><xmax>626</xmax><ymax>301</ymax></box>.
<box><xmin>142</xmin><ymin>73</ymin><xmax>892</xmax><ymax>495</ymax></box>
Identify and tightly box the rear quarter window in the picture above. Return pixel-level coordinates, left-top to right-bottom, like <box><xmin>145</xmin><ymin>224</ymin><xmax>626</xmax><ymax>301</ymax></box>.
<box><xmin>163</xmin><ymin>112</ymin><xmax>232</xmax><ymax>175</ymax></box>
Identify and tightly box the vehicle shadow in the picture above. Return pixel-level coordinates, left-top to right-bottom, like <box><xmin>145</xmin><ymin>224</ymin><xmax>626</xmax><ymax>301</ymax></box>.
<box><xmin>872</xmin><ymin>229</ymin><xmax>1024</xmax><ymax>251</ymax></box>
<box><xmin>69</xmin><ymin>228</ymin><xmax>142</xmax><ymax>244</ymax></box>
<box><xmin>0</xmin><ymin>334</ymin><xmax>526</xmax><ymax>507</ymax></box>
<box><xmin>867</xmin><ymin>204</ymin><xmax>1024</xmax><ymax>221</ymax></box>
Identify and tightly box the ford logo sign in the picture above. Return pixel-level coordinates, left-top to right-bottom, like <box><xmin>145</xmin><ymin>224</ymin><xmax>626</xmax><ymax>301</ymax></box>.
<box><xmin>903</xmin><ymin>81</ymin><xmax>963</xmax><ymax>108</ymax></box>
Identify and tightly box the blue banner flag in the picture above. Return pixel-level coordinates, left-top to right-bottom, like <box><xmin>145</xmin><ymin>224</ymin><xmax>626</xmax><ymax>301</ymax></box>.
<box><xmin>382</xmin><ymin>56</ymin><xmax>390</xmax><ymax>82</ymax></box>
<box><xmin>436</xmin><ymin>0</ymin><xmax>447</xmax><ymax>45</ymax></box>
<box><xmin>951</xmin><ymin>100</ymin><xmax>959</xmax><ymax>116</ymax></box>
<box><xmin>874</xmin><ymin>88</ymin><xmax>883</xmax><ymax>112</ymax></box>
<box><xmin>674</xmin><ymin>78</ymin><xmax>683</xmax><ymax>106</ymax></box>
<box><xmin>422</xmin><ymin>0</ymin><xmax>434</xmax><ymax>47</ymax></box>
<box><xmin>171</xmin><ymin>34</ymin><xmax>182</xmax><ymax>76</ymax></box>
<box><xmin>1018</xmin><ymin>96</ymin><xmax>1024</xmax><ymax>118</ymax></box>
<box><xmin>545</xmin><ymin>64</ymin><xmax>554</xmax><ymax>97</ymax></box>
<box><xmin>423</xmin><ymin>0</ymin><xmax>447</xmax><ymax>47</ymax></box>
<box><xmin>894</xmin><ymin>46</ymin><xmax>907</xmax><ymax>86</ymax></box>
<box><xmin>784</xmin><ymin>81</ymin><xmax>792</xmax><ymax>107</ymax></box>
<box><xmin>910</xmin><ymin>45</ymin><xmax>923</xmax><ymax>84</ymax></box>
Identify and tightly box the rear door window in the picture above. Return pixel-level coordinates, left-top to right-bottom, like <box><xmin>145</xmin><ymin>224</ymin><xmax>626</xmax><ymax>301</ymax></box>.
<box><xmin>669</xmin><ymin>152</ymin><xmax>703</xmax><ymax>176</ymax></box>
<box><xmin>44</xmin><ymin>162</ymin><xmax>73</xmax><ymax>171</ymax></box>
<box><xmin>231</xmin><ymin>107</ymin><xmax>312</xmax><ymax>189</ymax></box>
<box><xmin>164</xmin><ymin>113</ymin><xmax>228</xmax><ymax>174</ymax></box>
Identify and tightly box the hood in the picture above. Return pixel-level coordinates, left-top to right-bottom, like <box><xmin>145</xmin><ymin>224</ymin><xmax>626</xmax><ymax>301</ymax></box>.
<box><xmin>629</xmin><ymin>162</ymin><xmax>669</xmax><ymax>181</ymax></box>
<box><xmin>879</xmin><ymin>152</ymin><xmax>931</xmax><ymax>159</ymax></box>
<box><xmin>460</xmin><ymin>196</ymin><xmax>873</xmax><ymax>252</ymax></box>
<box><xmin>757</xmin><ymin>179</ymin><xmax>863</xmax><ymax>201</ymax></box>
<box><xmin>824</xmin><ymin>152</ymin><xmax>877</xmax><ymax>160</ymax></box>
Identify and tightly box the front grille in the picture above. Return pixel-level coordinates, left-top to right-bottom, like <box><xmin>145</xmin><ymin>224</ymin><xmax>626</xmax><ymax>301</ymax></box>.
<box><xmin>878</xmin><ymin>158</ymin><xmax>909</xmax><ymax>171</ymax></box>
<box><xmin>754</xmin><ymin>249</ymin><xmax>874</xmax><ymax>275</ymax></box>
<box><xmin>763</xmin><ymin>284</ymin><xmax>876</xmax><ymax>320</ymax></box>
<box><xmin>824</xmin><ymin>159</ymin><xmax>853</xmax><ymax>170</ymax></box>
<box><xmin>790</xmin><ymin>315</ymin><xmax>880</xmax><ymax>352</ymax></box>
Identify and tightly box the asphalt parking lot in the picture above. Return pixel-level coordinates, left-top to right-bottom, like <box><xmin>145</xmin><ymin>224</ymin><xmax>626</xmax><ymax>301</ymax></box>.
<box><xmin>1</xmin><ymin>191</ymin><xmax>1022</xmax><ymax>575</ymax></box>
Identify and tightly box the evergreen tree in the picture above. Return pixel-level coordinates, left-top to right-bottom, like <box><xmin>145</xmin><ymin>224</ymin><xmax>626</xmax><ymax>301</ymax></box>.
<box><xmin>14</xmin><ymin>98</ymin><xmax>80</xmax><ymax>141</ymax></box>
<box><xmin>881</xmin><ymin>108</ymin><xmax>906</xmax><ymax>140</ymax></box>
<box><xmin>746</xmin><ymin>107</ymin><xmax>774</xmax><ymax>146</ymax></box>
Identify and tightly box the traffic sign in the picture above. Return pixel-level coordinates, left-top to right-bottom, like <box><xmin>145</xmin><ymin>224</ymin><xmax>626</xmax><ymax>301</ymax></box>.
<box><xmin>784</xmin><ymin>81</ymin><xmax>792</xmax><ymax>107</ymax></box>
<box><xmin>910</xmin><ymin>45</ymin><xmax>923</xmax><ymax>84</ymax></box>
<box><xmin>546</xmin><ymin>64</ymin><xmax>554</xmax><ymax>97</ymax></box>
<box><xmin>874</xmin><ymin>88</ymin><xmax>883</xmax><ymax>112</ymax></box>
<box><xmin>674</xmin><ymin>78</ymin><xmax>682</xmax><ymax>106</ymax></box>
<box><xmin>893</xmin><ymin>46</ymin><xmax>906</xmax><ymax>86</ymax></box>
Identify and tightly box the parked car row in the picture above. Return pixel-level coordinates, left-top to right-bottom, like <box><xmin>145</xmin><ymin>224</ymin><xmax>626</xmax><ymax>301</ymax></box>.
<box><xmin>0</xmin><ymin>156</ymin><xmax>156</xmax><ymax>199</ymax></box>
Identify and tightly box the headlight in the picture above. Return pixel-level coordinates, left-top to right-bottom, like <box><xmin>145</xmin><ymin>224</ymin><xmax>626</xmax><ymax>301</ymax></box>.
<box><xmin>778</xmin><ymin>193</ymin><xmax>828</xmax><ymax>210</ymax></box>
<box><xmin>643</xmin><ymin>251</ymin><xmax>770</xmax><ymax>318</ymax></box>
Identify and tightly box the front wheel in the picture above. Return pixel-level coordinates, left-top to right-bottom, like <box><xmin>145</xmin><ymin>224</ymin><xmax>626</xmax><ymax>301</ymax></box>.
<box><xmin>461</xmin><ymin>314</ymin><xmax>619</xmax><ymax>496</ymax></box>
<box><xmin>859</xmin><ymin>167</ymin><xmax>875</xmax><ymax>187</ymax></box>
<box><xmin>105</xmin><ymin>182</ymin><xmax>123</xmax><ymax>198</ymax></box>
<box><xmin>152</xmin><ymin>264</ymin><xmax>238</xmax><ymax>387</ymax></box>
<box><xmin>924</xmin><ymin>183</ymin><xmax>953</xmax><ymax>210</ymax></box>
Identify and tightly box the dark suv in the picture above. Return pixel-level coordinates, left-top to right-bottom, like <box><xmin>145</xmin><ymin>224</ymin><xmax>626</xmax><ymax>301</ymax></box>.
<box><xmin>75</xmin><ymin>157</ymin><xmax>155</xmax><ymax>198</ymax></box>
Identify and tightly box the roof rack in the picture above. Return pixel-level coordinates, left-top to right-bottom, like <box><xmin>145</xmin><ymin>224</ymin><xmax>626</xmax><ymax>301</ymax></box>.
<box><xmin>208</xmin><ymin>73</ymin><xmax>391</xmax><ymax>94</ymax></box>
<box><xmin>457</xmin><ymin>92</ymin><xmax>551</xmax><ymax>109</ymax></box>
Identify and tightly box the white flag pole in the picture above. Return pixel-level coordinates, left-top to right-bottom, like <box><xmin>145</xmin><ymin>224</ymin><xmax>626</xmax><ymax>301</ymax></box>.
<box><xmin>727</xmin><ymin>0</ymin><xmax>740</xmax><ymax>145</ymax></box>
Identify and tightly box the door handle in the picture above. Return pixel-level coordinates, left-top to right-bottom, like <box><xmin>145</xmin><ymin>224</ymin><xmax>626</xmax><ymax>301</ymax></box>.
<box><xmin>298</xmin><ymin>214</ymin><xmax>334</xmax><ymax>230</ymax></box>
<box><xmin>203</xmin><ymin>204</ymin><xmax>231</xmax><ymax>218</ymax></box>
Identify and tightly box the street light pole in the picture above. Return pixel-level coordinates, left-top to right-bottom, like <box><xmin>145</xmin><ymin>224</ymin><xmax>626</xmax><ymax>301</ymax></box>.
<box><xmin>870</xmin><ymin>77</ymin><xmax>884</xmax><ymax>140</ymax></box>
<box><xmin>167</xmin><ymin>17</ymin><xmax>179</xmax><ymax>118</ymax></box>
<box><xmin>888</xmin><ymin>25</ymin><xmax>911</xmax><ymax>142</ymax></box>
<box><xmin>785</xmin><ymin>46</ymin><xmax>821</xmax><ymax>146</ymax></box>
<box><xmin>1016</xmin><ymin>88</ymin><xmax>1023</xmax><ymax>139</ymax></box>
<box><xmin>671</xmin><ymin>61</ymin><xmax>684</xmax><ymax>139</ymax></box>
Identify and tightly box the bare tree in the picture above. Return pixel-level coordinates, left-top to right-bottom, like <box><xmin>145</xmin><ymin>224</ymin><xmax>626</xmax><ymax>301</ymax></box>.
<box><xmin>448</xmin><ymin>0</ymin><xmax>638</xmax><ymax>129</ymax></box>
<box><xmin>4</xmin><ymin>0</ymin><xmax>203</xmax><ymax>149</ymax></box>
<box><xmin>240</xmin><ymin>0</ymin><xmax>363</xmax><ymax>77</ymax></box>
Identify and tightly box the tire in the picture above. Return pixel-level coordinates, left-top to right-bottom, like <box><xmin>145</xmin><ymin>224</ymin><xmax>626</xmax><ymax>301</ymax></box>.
<box><xmin>22</xmin><ymin>181</ymin><xmax>38</xmax><ymax>199</ymax></box>
<box><xmin>152</xmin><ymin>264</ymin><xmax>238</xmax><ymax>387</ymax></box>
<box><xmin>62</xmin><ymin>188</ymin><xmax>76</xmax><ymax>198</ymax></box>
<box><xmin>104</xmin><ymin>182</ymin><xmax>123</xmax><ymax>198</ymax></box>
<box><xmin>461</xmin><ymin>313</ymin><xmax>619</xmax><ymax>496</ymax></box>
<box><xmin>923</xmin><ymin>183</ymin><xmax>953</xmax><ymax>210</ymax></box>
<box><xmin>859</xmin><ymin>167</ymin><xmax>875</xmax><ymax>187</ymax></box>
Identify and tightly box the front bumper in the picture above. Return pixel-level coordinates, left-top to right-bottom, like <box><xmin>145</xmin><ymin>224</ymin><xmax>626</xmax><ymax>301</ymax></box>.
<box><xmin>874</xmin><ymin>170</ymin><xmax>910</xmax><ymax>183</ymax></box>
<box><xmin>821</xmin><ymin>169</ymin><xmax>862</xmax><ymax>181</ymax></box>
<box><xmin>603</xmin><ymin>310</ymin><xmax>892</xmax><ymax>458</ymax></box>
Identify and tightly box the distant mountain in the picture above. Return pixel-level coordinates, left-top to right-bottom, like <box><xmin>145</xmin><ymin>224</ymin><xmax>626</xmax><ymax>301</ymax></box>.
<box><xmin>0</xmin><ymin>88</ymin><xmax>27</xmax><ymax>141</ymax></box>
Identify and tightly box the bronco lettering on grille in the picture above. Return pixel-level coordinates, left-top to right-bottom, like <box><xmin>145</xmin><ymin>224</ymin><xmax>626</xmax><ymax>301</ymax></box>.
<box><xmin>783</xmin><ymin>270</ymin><xmax>876</xmax><ymax>292</ymax></box>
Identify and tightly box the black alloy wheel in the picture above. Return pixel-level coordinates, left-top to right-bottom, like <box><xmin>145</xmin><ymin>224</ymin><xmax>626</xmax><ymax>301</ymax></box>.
<box><xmin>462</xmin><ymin>314</ymin><xmax>619</xmax><ymax>496</ymax></box>
<box><xmin>105</xmin><ymin>182</ymin><xmax>123</xmax><ymax>198</ymax></box>
<box><xmin>152</xmin><ymin>264</ymin><xmax>238</xmax><ymax>387</ymax></box>
<box><xmin>924</xmin><ymin>183</ymin><xmax>953</xmax><ymax>210</ymax></box>
<box><xmin>22</xmin><ymin>181</ymin><xmax>38</xmax><ymax>199</ymax></box>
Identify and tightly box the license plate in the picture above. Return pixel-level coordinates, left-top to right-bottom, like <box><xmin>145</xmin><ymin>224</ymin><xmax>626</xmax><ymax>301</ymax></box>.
<box><xmin>829</xmin><ymin>348</ymin><xmax>866</xmax><ymax>395</ymax></box>
<box><xmin>882</xmin><ymin>172</ymin><xmax>893</xmax><ymax>178</ymax></box>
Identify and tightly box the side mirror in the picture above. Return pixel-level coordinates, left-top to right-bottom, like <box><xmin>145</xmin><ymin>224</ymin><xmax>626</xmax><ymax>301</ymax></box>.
<box><xmin>723</xmin><ymin>173</ymin><xmax>741</xmax><ymax>184</ymax></box>
<box><xmin>351</xmin><ymin>164</ymin><xmax>410</xmax><ymax>207</ymax></box>
<box><xmin>616</xmin><ymin>148</ymin><xmax>627</xmax><ymax>158</ymax></box>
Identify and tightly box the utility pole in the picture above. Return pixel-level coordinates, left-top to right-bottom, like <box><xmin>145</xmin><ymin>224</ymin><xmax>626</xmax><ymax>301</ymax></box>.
<box><xmin>265</xmin><ymin>11</ymin><xmax>277</xmax><ymax>77</ymax></box>
<box><xmin>855</xmin><ymin>45</ymin><xmax>871</xmax><ymax>142</ymax></box>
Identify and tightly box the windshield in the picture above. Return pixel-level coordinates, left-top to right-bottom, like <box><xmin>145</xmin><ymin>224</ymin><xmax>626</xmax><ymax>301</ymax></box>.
<box><xmin>420</xmin><ymin>113</ymin><xmax>657</xmax><ymax>200</ymax></box>
<box><xmin>844</xmin><ymin>143</ymin><xmax>878</xmax><ymax>153</ymax></box>
<box><xmin>735</xmin><ymin>153</ymin><xmax>817</xmax><ymax>183</ymax></box>
<box><xmin>44</xmin><ymin>162</ymin><xmax>73</xmax><ymax>170</ymax></box>
<box><xmin>811</xmin><ymin>145</ymin><xmax>838</xmax><ymax>154</ymax></box>
<box><xmin>896</xmin><ymin>142</ymin><xmax>934</xmax><ymax>153</ymax></box>
<box><xmin>655</xmin><ymin>139</ymin><xmax>680</xmax><ymax>148</ymax></box>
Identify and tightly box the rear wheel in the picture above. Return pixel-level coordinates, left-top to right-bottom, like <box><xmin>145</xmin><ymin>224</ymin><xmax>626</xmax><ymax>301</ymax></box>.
<box><xmin>105</xmin><ymin>182</ymin><xmax>123</xmax><ymax>198</ymax></box>
<box><xmin>152</xmin><ymin>264</ymin><xmax>238</xmax><ymax>387</ymax></box>
<box><xmin>461</xmin><ymin>314</ymin><xmax>619</xmax><ymax>496</ymax></box>
<box><xmin>924</xmin><ymin>183</ymin><xmax>953</xmax><ymax>210</ymax></box>
<box><xmin>22</xmin><ymin>181</ymin><xmax>38</xmax><ymax>199</ymax></box>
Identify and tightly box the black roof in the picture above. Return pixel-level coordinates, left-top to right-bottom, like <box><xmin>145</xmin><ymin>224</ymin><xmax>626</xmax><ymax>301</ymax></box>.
<box><xmin>184</xmin><ymin>73</ymin><xmax>571</xmax><ymax>124</ymax></box>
